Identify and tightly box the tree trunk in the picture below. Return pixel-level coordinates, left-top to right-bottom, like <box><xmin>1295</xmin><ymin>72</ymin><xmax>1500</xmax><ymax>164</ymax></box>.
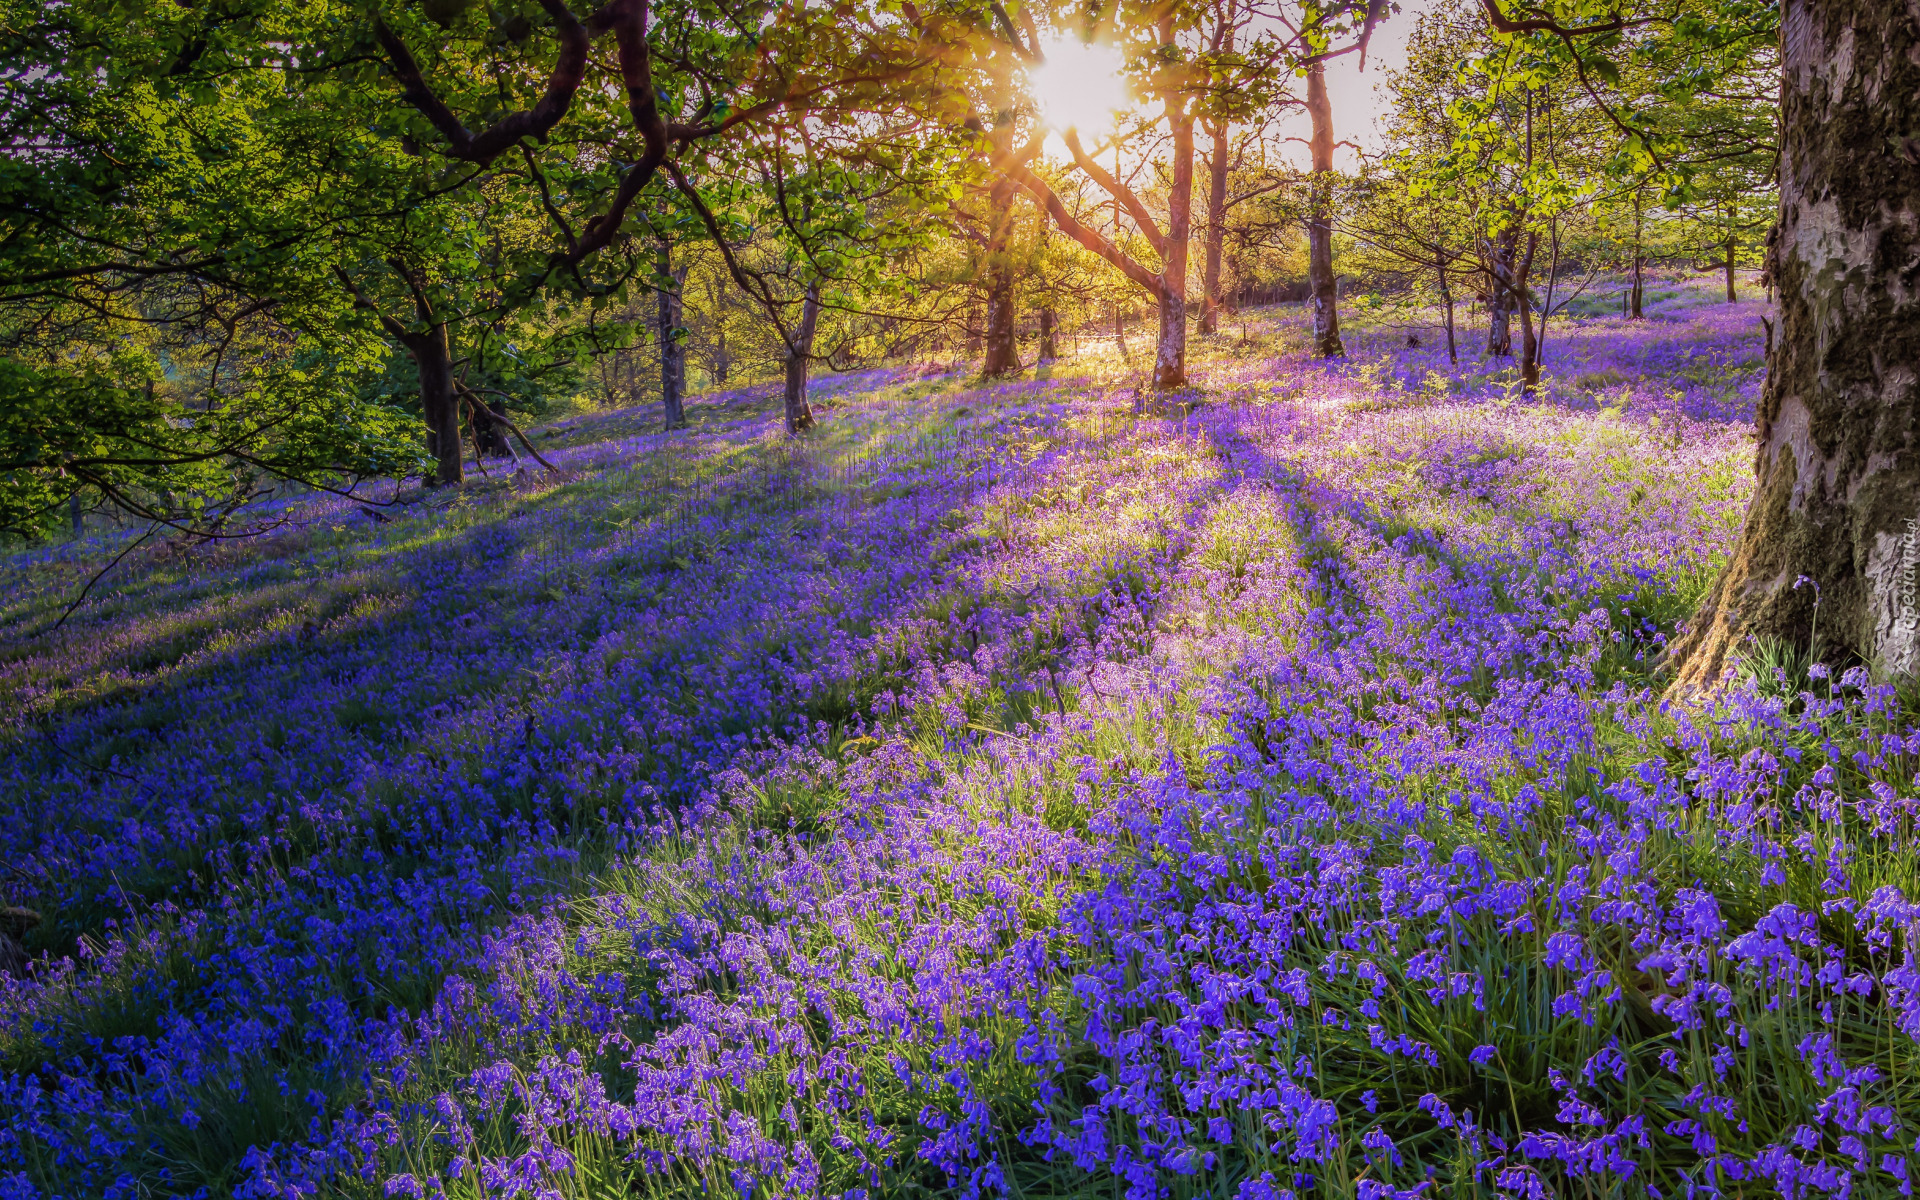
<box><xmin>1114</xmin><ymin>304</ymin><xmax>1127</xmax><ymax>358</ymax></box>
<box><xmin>658</xmin><ymin>239</ymin><xmax>688</xmax><ymax>430</ymax></box>
<box><xmin>1437</xmin><ymin>248</ymin><xmax>1457</xmax><ymax>365</ymax></box>
<box><xmin>1152</xmin><ymin>100</ymin><xmax>1195</xmax><ymax>390</ymax></box>
<box><xmin>1485</xmin><ymin>230</ymin><xmax>1515</xmax><ymax>356</ymax></box>
<box><xmin>1512</xmin><ymin>232</ymin><xmax>1540</xmax><ymax>388</ymax></box>
<box><xmin>783</xmin><ymin>282</ymin><xmax>820</xmax><ymax>435</ymax></box>
<box><xmin>412</xmin><ymin>324</ymin><xmax>462</xmax><ymax>487</ymax></box>
<box><xmin>1629</xmin><ymin>192</ymin><xmax>1646</xmax><ymax>318</ymax></box>
<box><xmin>1156</xmin><ymin>290</ymin><xmax>1188</xmax><ymax>389</ymax></box>
<box><xmin>1486</xmin><ymin>285</ymin><xmax>1512</xmax><ymax>356</ymax></box>
<box><xmin>981</xmin><ymin>162</ymin><xmax>1021</xmax><ymax>375</ymax></box>
<box><xmin>1038</xmin><ymin>308</ymin><xmax>1057</xmax><ymax>363</ymax></box>
<box><xmin>1305</xmin><ymin>60</ymin><xmax>1344</xmax><ymax>358</ymax></box>
<box><xmin>981</xmin><ymin>262</ymin><xmax>1019</xmax><ymax>376</ymax></box>
<box><xmin>1201</xmin><ymin>118</ymin><xmax>1229</xmax><ymax>336</ymax></box>
<box><xmin>1725</xmin><ymin>233</ymin><xmax>1737</xmax><ymax>303</ymax></box>
<box><xmin>1669</xmin><ymin>0</ymin><xmax>1920</xmax><ymax>687</ymax></box>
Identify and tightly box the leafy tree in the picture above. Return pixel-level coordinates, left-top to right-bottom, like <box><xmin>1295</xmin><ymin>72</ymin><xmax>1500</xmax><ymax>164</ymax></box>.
<box><xmin>0</xmin><ymin>0</ymin><xmax>430</xmax><ymax>538</ymax></box>
<box><xmin>1470</xmin><ymin>0</ymin><xmax>1919</xmax><ymax>683</ymax></box>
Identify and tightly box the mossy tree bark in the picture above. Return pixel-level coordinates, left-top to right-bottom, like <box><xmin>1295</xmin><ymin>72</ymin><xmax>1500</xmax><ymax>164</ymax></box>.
<box><xmin>1669</xmin><ymin>0</ymin><xmax>1920</xmax><ymax>687</ymax></box>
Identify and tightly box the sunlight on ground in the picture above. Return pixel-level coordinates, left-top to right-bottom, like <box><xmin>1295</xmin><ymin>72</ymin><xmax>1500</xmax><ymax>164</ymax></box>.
<box><xmin>11</xmin><ymin>282</ymin><xmax>1913</xmax><ymax>1200</ymax></box>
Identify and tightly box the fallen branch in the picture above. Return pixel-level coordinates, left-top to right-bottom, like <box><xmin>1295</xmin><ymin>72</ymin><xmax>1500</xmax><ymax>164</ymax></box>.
<box><xmin>458</xmin><ymin>387</ymin><xmax>564</xmax><ymax>474</ymax></box>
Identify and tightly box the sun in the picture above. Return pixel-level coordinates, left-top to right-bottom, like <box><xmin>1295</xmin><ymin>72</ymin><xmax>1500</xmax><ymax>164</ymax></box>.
<box><xmin>1025</xmin><ymin>38</ymin><xmax>1131</xmax><ymax>138</ymax></box>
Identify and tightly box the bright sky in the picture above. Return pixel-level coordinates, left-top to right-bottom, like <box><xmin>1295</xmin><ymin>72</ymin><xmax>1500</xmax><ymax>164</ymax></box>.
<box><xmin>1027</xmin><ymin>1</ymin><xmax>1437</xmax><ymax>175</ymax></box>
<box><xmin>1275</xmin><ymin>0</ymin><xmax>1437</xmax><ymax>169</ymax></box>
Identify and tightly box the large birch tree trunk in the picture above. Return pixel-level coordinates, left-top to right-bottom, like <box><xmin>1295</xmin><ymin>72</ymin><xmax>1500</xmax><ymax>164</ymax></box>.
<box><xmin>1669</xmin><ymin>0</ymin><xmax>1920</xmax><ymax>687</ymax></box>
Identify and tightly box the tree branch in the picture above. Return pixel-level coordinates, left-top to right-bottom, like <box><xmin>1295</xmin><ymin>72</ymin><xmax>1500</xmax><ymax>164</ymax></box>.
<box><xmin>374</xmin><ymin>0</ymin><xmax>592</xmax><ymax>167</ymax></box>
<box><xmin>1007</xmin><ymin>162</ymin><xmax>1164</xmax><ymax>296</ymax></box>
<box><xmin>1062</xmin><ymin>130</ymin><xmax>1167</xmax><ymax>259</ymax></box>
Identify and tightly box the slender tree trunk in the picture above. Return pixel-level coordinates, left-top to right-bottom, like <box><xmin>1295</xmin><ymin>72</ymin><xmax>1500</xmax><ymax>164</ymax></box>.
<box><xmin>68</xmin><ymin>491</ymin><xmax>83</xmax><ymax>540</ymax></box>
<box><xmin>1669</xmin><ymin>0</ymin><xmax>1920</xmax><ymax>687</ymax></box>
<box><xmin>1725</xmin><ymin>233</ymin><xmax>1738</xmax><ymax>302</ymax></box>
<box><xmin>1153</xmin><ymin>100</ymin><xmax>1195</xmax><ymax>389</ymax></box>
<box><xmin>1201</xmin><ymin>118</ymin><xmax>1229</xmax><ymax>335</ymax></box>
<box><xmin>1512</xmin><ymin>232</ymin><xmax>1540</xmax><ymax>388</ymax></box>
<box><xmin>1038</xmin><ymin>308</ymin><xmax>1057</xmax><ymax>363</ymax></box>
<box><xmin>1536</xmin><ymin>218</ymin><xmax>1562</xmax><ymax>368</ymax></box>
<box><xmin>411</xmin><ymin>324</ymin><xmax>462</xmax><ymax>487</ymax></box>
<box><xmin>1114</xmin><ymin>303</ymin><xmax>1127</xmax><ymax>358</ymax></box>
<box><xmin>783</xmin><ymin>282</ymin><xmax>820</xmax><ymax>435</ymax></box>
<box><xmin>1437</xmin><ymin>248</ymin><xmax>1457</xmax><ymax>365</ymax></box>
<box><xmin>657</xmin><ymin>239</ymin><xmax>688</xmax><ymax>430</ymax></box>
<box><xmin>1630</xmin><ymin>193</ymin><xmax>1646</xmax><ymax>318</ymax></box>
<box><xmin>1305</xmin><ymin>60</ymin><xmax>1343</xmax><ymax>358</ymax></box>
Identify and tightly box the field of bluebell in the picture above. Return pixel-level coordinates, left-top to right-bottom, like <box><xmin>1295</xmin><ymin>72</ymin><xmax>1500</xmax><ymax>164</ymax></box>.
<box><xmin>5</xmin><ymin>280</ymin><xmax>1917</xmax><ymax>1200</ymax></box>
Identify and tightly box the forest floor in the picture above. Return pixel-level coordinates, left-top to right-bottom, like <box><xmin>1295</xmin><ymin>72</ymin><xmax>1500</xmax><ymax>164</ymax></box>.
<box><xmin>5</xmin><ymin>276</ymin><xmax>1918</xmax><ymax>1200</ymax></box>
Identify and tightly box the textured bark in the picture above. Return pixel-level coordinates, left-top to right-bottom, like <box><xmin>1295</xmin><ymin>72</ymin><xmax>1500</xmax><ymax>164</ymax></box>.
<box><xmin>1305</xmin><ymin>61</ymin><xmax>1343</xmax><ymax>358</ymax></box>
<box><xmin>981</xmin><ymin>134</ymin><xmax>1021</xmax><ymax>376</ymax></box>
<box><xmin>657</xmin><ymin>239</ymin><xmax>688</xmax><ymax>430</ymax></box>
<box><xmin>1485</xmin><ymin>229</ymin><xmax>1515</xmax><ymax>356</ymax></box>
<box><xmin>982</xmin><ymin>252</ymin><xmax>1019</xmax><ymax>376</ymax></box>
<box><xmin>411</xmin><ymin>324</ymin><xmax>463</xmax><ymax>487</ymax></box>
<box><xmin>1725</xmin><ymin>234</ymin><xmax>1738</xmax><ymax>302</ymax></box>
<box><xmin>782</xmin><ymin>282</ymin><xmax>820</xmax><ymax>435</ymax></box>
<box><xmin>1486</xmin><ymin>287</ymin><xmax>1512</xmax><ymax>355</ymax></box>
<box><xmin>1201</xmin><ymin>118</ymin><xmax>1229</xmax><ymax>336</ymax></box>
<box><xmin>1038</xmin><ymin>308</ymin><xmax>1058</xmax><ymax>363</ymax></box>
<box><xmin>1154</xmin><ymin>101</ymin><xmax>1194</xmax><ymax>389</ymax></box>
<box><xmin>1669</xmin><ymin>0</ymin><xmax>1920</xmax><ymax>687</ymax></box>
